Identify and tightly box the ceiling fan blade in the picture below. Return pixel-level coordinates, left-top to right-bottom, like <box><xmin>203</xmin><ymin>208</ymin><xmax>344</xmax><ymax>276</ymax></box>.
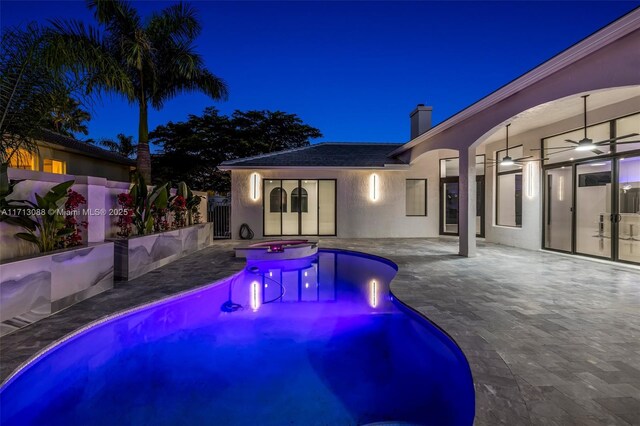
<box><xmin>591</xmin><ymin>149</ymin><xmax>604</xmax><ymax>155</ymax></box>
<box><xmin>565</xmin><ymin>139</ymin><xmax>579</xmax><ymax>145</ymax></box>
<box><xmin>596</xmin><ymin>133</ymin><xmax>640</xmax><ymax>144</ymax></box>
<box><xmin>612</xmin><ymin>140</ymin><xmax>640</xmax><ymax>145</ymax></box>
<box><xmin>530</xmin><ymin>146</ymin><xmax>575</xmax><ymax>151</ymax></box>
<box><xmin>513</xmin><ymin>156</ymin><xmax>533</xmax><ymax>161</ymax></box>
<box><xmin>547</xmin><ymin>147</ymin><xmax>578</xmax><ymax>156</ymax></box>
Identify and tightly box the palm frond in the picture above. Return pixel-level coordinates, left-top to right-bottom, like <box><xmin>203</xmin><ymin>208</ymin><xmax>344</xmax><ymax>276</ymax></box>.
<box><xmin>147</xmin><ymin>2</ymin><xmax>201</xmax><ymax>46</ymax></box>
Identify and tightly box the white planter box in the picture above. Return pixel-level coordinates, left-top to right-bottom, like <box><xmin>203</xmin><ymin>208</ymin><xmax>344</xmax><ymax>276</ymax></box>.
<box><xmin>110</xmin><ymin>223</ymin><xmax>213</xmax><ymax>281</ymax></box>
<box><xmin>0</xmin><ymin>242</ymin><xmax>114</xmax><ymax>336</ymax></box>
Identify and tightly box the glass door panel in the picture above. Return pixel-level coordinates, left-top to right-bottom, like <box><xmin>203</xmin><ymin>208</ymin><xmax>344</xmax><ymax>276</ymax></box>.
<box><xmin>618</xmin><ymin>156</ymin><xmax>640</xmax><ymax>264</ymax></box>
<box><xmin>318</xmin><ymin>180</ymin><xmax>336</xmax><ymax>235</ymax></box>
<box><xmin>544</xmin><ymin>167</ymin><xmax>573</xmax><ymax>252</ymax></box>
<box><xmin>264</xmin><ymin>179</ymin><xmax>283</xmax><ymax>236</ymax></box>
<box><xmin>575</xmin><ymin>161</ymin><xmax>612</xmax><ymax>258</ymax></box>
<box><xmin>442</xmin><ymin>181</ymin><xmax>459</xmax><ymax>234</ymax></box>
<box><xmin>281</xmin><ymin>180</ymin><xmax>299</xmax><ymax>235</ymax></box>
<box><xmin>299</xmin><ymin>180</ymin><xmax>318</xmax><ymax>235</ymax></box>
<box><xmin>476</xmin><ymin>178</ymin><xmax>484</xmax><ymax>237</ymax></box>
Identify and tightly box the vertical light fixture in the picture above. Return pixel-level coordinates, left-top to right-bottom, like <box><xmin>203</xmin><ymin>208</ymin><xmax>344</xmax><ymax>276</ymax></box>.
<box><xmin>369</xmin><ymin>174</ymin><xmax>379</xmax><ymax>201</ymax></box>
<box><xmin>250</xmin><ymin>280</ymin><xmax>261</xmax><ymax>311</ymax></box>
<box><xmin>558</xmin><ymin>176</ymin><xmax>564</xmax><ymax>201</ymax></box>
<box><xmin>250</xmin><ymin>173</ymin><xmax>260</xmax><ymax>201</ymax></box>
<box><xmin>526</xmin><ymin>162</ymin><xmax>535</xmax><ymax>199</ymax></box>
<box><xmin>369</xmin><ymin>280</ymin><xmax>378</xmax><ymax>308</ymax></box>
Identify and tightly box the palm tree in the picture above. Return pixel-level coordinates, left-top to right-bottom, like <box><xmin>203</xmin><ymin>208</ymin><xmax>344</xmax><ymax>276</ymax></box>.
<box><xmin>47</xmin><ymin>93</ymin><xmax>91</xmax><ymax>136</ymax></box>
<box><xmin>46</xmin><ymin>0</ymin><xmax>228</xmax><ymax>181</ymax></box>
<box><xmin>100</xmin><ymin>133</ymin><xmax>137</xmax><ymax>158</ymax></box>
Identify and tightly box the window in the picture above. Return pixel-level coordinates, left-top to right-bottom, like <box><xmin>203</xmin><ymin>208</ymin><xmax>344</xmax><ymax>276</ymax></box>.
<box><xmin>8</xmin><ymin>149</ymin><xmax>36</xmax><ymax>170</ymax></box>
<box><xmin>43</xmin><ymin>159</ymin><xmax>66</xmax><ymax>174</ymax></box>
<box><xmin>496</xmin><ymin>145</ymin><xmax>523</xmax><ymax>227</ymax></box>
<box><xmin>291</xmin><ymin>187</ymin><xmax>308</xmax><ymax>213</ymax></box>
<box><xmin>406</xmin><ymin>179</ymin><xmax>427</xmax><ymax>216</ymax></box>
<box><xmin>269</xmin><ymin>187</ymin><xmax>287</xmax><ymax>213</ymax></box>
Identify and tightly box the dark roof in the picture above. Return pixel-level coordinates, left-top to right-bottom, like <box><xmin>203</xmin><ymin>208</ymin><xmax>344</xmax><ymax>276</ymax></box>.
<box><xmin>38</xmin><ymin>129</ymin><xmax>136</xmax><ymax>166</ymax></box>
<box><xmin>221</xmin><ymin>143</ymin><xmax>406</xmax><ymax>168</ymax></box>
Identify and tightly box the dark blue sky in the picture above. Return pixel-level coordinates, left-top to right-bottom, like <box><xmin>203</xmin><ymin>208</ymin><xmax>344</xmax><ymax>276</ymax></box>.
<box><xmin>2</xmin><ymin>1</ymin><xmax>638</xmax><ymax>145</ymax></box>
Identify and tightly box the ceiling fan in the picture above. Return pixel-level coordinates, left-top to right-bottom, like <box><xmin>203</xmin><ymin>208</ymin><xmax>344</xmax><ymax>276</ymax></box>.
<box><xmin>487</xmin><ymin>123</ymin><xmax>547</xmax><ymax>167</ymax></box>
<box><xmin>533</xmin><ymin>94</ymin><xmax>639</xmax><ymax>157</ymax></box>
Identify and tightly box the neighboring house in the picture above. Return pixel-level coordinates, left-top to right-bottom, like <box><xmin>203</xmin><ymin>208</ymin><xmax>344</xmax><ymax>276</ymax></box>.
<box><xmin>221</xmin><ymin>8</ymin><xmax>640</xmax><ymax>267</ymax></box>
<box><xmin>7</xmin><ymin>129</ymin><xmax>134</xmax><ymax>181</ymax></box>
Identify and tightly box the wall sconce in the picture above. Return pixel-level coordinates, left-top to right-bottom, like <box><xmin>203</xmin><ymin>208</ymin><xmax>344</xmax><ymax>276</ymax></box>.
<box><xmin>558</xmin><ymin>176</ymin><xmax>564</xmax><ymax>201</ymax></box>
<box><xmin>250</xmin><ymin>173</ymin><xmax>260</xmax><ymax>201</ymax></box>
<box><xmin>369</xmin><ymin>279</ymin><xmax>378</xmax><ymax>308</ymax></box>
<box><xmin>251</xmin><ymin>280</ymin><xmax>261</xmax><ymax>311</ymax></box>
<box><xmin>369</xmin><ymin>174</ymin><xmax>379</xmax><ymax>201</ymax></box>
<box><xmin>525</xmin><ymin>162</ymin><xmax>535</xmax><ymax>199</ymax></box>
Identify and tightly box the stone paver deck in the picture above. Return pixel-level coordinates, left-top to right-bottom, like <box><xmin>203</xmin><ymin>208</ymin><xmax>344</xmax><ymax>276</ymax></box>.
<box><xmin>1</xmin><ymin>238</ymin><xmax>639</xmax><ymax>425</ymax></box>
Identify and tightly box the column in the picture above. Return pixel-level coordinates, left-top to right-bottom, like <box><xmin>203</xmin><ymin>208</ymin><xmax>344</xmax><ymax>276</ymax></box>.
<box><xmin>459</xmin><ymin>146</ymin><xmax>477</xmax><ymax>257</ymax></box>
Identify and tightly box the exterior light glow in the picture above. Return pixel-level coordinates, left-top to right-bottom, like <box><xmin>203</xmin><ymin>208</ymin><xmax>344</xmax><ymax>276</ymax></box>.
<box><xmin>575</xmin><ymin>140</ymin><xmax>596</xmax><ymax>151</ymax></box>
<box><xmin>251</xmin><ymin>280</ymin><xmax>261</xmax><ymax>311</ymax></box>
<box><xmin>526</xmin><ymin>162</ymin><xmax>535</xmax><ymax>199</ymax></box>
<box><xmin>369</xmin><ymin>280</ymin><xmax>378</xmax><ymax>308</ymax></box>
<box><xmin>250</xmin><ymin>173</ymin><xmax>261</xmax><ymax>201</ymax></box>
<box><xmin>369</xmin><ymin>174</ymin><xmax>379</xmax><ymax>201</ymax></box>
<box><xmin>558</xmin><ymin>176</ymin><xmax>564</xmax><ymax>201</ymax></box>
<box><xmin>500</xmin><ymin>156</ymin><xmax>514</xmax><ymax>167</ymax></box>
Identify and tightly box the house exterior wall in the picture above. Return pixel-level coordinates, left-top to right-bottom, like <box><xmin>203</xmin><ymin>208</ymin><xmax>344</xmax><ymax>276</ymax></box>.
<box><xmin>35</xmin><ymin>144</ymin><xmax>132</xmax><ymax>181</ymax></box>
<box><xmin>231</xmin><ymin>150</ymin><xmax>458</xmax><ymax>239</ymax></box>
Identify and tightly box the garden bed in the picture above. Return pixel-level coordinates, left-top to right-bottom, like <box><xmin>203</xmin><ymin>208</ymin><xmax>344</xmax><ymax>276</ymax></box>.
<box><xmin>109</xmin><ymin>223</ymin><xmax>213</xmax><ymax>281</ymax></box>
<box><xmin>0</xmin><ymin>242</ymin><xmax>114</xmax><ymax>336</ymax></box>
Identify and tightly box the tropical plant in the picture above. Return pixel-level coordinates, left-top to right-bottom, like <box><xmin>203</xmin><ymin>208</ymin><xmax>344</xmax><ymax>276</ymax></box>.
<box><xmin>115</xmin><ymin>192</ymin><xmax>134</xmax><ymax>237</ymax></box>
<box><xmin>3</xmin><ymin>181</ymin><xmax>76</xmax><ymax>253</ymax></box>
<box><xmin>47</xmin><ymin>0</ymin><xmax>228</xmax><ymax>182</ymax></box>
<box><xmin>128</xmin><ymin>173</ymin><xmax>168</xmax><ymax>235</ymax></box>
<box><xmin>59</xmin><ymin>189</ymin><xmax>88</xmax><ymax>249</ymax></box>
<box><xmin>100</xmin><ymin>133</ymin><xmax>137</xmax><ymax>158</ymax></box>
<box><xmin>46</xmin><ymin>93</ymin><xmax>91</xmax><ymax>136</ymax></box>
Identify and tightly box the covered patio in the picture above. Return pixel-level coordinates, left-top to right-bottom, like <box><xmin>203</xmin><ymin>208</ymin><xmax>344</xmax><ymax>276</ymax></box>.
<box><xmin>2</xmin><ymin>239</ymin><xmax>638</xmax><ymax>425</ymax></box>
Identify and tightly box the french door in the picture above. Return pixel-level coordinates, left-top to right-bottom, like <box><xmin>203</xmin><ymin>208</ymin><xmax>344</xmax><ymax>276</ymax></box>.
<box><xmin>439</xmin><ymin>176</ymin><xmax>485</xmax><ymax>237</ymax></box>
<box><xmin>543</xmin><ymin>156</ymin><xmax>640</xmax><ymax>265</ymax></box>
<box><xmin>263</xmin><ymin>179</ymin><xmax>336</xmax><ymax>237</ymax></box>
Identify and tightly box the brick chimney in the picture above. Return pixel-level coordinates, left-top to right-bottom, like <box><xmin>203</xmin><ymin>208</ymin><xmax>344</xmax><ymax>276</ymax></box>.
<box><xmin>410</xmin><ymin>104</ymin><xmax>433</xmax><ymax>140</ymax></box>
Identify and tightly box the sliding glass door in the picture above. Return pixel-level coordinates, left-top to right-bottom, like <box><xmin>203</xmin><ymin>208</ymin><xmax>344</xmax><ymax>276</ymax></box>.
<box><xmin>264</xmin><ymin>179</ymin><xmax>336</xmax><ymax>236</ymax></box>
<box><xmin>618</xmin><ymin>156</ymin><xmax>640</xmax><ymax>264</ymax></box>
<box><xmin>575</xmin><ymin>161</ymin><xmax>612</xmax><ymax>259</ymax></box>
<box><xmin>544</xmin><ymin>166</ymin><xmax>573</xmax><ymax>252</ymax></box>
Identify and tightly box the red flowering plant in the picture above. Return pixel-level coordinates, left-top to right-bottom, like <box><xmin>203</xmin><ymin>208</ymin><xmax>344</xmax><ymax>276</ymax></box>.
<box><xmin>169</xmin><ymin>195</ymin><xmax>187</xmax><ymax>229</ymax></box>
<box><xmin>58</xmin><ymin>189</ymin><xmax>88</xmax><ymax>249</ymax></box>
<box><xmin>116</xmin><ymin>192</ymin><xmax>134</xmax><ymax>237</ymax></box>
<box><xmin>151</xmin><ymin>203</ymin><xmax>169</xmax><ymax>233</ymax></box>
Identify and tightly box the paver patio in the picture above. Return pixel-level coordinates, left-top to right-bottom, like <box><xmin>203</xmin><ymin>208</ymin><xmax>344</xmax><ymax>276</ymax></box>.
<box><xmin>1</xmin><ymin>239</ymin><xmax>639</xmax><ymax>425</ymax></box>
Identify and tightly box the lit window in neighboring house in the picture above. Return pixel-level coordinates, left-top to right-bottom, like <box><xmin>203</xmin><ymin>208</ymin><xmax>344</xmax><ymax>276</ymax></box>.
<box><xmin>43</xmin><ymin>159</ymin><xmax>66</xmax><ymax>174</ymax></box>
<box><xmin>8</xmin><ymin>149</ymin><xmax>36</xmax><ymax>170</ymax></box>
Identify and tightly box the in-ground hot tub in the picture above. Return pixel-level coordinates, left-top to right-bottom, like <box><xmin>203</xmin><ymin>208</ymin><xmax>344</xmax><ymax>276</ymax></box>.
<box><xmin>234</xmin><ymin>239</ymin><xmax>318</xmax><ymax>260</ymax></box>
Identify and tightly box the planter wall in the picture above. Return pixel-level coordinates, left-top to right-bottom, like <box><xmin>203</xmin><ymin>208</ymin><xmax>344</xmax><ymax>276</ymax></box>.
<box><xmin>0</xmin><ymin>242</ymin><xmax>114</xmax><ymax>336</ymax></box>
<box><xmin>111</xmin><ymin>223</ymin><xmax>213</xmax><ymax>281</ymax></box>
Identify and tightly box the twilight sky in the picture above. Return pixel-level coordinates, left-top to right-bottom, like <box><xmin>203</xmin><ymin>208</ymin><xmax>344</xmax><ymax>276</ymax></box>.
<box><xmin>2</xmin><ymin>1</ymin><xmax>638</xmax><ymax>145</ymax></box>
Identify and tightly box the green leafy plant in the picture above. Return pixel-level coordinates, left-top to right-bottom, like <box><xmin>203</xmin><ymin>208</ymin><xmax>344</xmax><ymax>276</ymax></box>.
<box><xmin>128</xmin><ymin>173</ymin><xmax>168</xmax><ymax>236</ymax></box>
<box><xmin>4</xmin><ymin>180</ymin><xmax>76</xmax><ymax>253</ymax></box>
<box><xmin>171</xmin><ymin>181</ymin><xmax>201</xmax><ymax>227</ymax></box>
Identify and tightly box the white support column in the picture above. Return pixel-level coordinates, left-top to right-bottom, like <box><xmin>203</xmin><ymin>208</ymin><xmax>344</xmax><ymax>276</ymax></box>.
<box><xmin>458</xmin><ymin>146</ymin><xmax>477</xmax><ymax>257</ymax></box>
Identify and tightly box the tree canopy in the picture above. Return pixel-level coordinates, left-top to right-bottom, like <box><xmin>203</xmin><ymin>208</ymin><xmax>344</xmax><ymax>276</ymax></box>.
<box><xmin>150</xmin><ymin>107</ymin><xmax>322</xmax><ymax>193</ymax></box>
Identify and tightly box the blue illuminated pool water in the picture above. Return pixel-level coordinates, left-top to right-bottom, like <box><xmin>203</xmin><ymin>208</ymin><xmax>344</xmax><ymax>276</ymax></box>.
<box><xmin>0</xmin><ymin>250</ymin><xmax>474</xmax><ymax>425</ymax></box>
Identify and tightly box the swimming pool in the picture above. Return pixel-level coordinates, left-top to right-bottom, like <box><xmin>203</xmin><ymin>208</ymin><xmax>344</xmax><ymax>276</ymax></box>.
<box><xmin>0</xmin><ymin>250</ymin><xmax>474</xmax><ymax>425</ymax></box>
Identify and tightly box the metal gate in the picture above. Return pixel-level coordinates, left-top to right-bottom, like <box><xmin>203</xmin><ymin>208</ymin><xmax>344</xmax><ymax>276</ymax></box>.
<box><xmin>208</xmin><ymin>196</ymin><xmax>231</xmax><ymax>239</ymax></box>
